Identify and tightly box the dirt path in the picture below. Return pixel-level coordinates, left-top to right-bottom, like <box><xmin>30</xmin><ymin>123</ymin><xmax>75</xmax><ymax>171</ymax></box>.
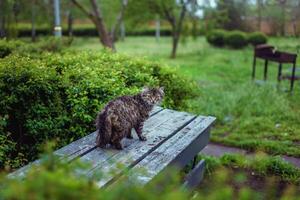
<box><xmin>202</xmin><ymin>143</ymin><xmax>300</xmax><ymax>168</ymax></box>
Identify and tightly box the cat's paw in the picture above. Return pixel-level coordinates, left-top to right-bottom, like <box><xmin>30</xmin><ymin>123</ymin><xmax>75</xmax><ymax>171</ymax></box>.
<box><xmin>139</xmin><ymin>135</ymin><xmax>147</xmax><ymax>141</ymax></box>
<box><xmin>126</xmin><ymin>135</ymin><xmax>133</xmax><ymax>139</ymax></box>
<box><xmin>114</xmin><ymin>143</ymin><xmax>123</xmax><ymax>150</ymax></box>
<box><xmin>115</xmin><ymin>144</ymin><xmax>123</xmax><ymax>150</ymax></box>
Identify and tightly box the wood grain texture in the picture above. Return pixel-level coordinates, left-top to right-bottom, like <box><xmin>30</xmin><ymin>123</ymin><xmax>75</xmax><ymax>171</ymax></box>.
<box><xmin>126</xmin><ymin>116</ymin><xmax>216</xmax><ymax>185</ymax></box>
<box><xmin>80</xmin><ymin>109</ymin><xmax>195</xmax><ymax>187</ymax></box>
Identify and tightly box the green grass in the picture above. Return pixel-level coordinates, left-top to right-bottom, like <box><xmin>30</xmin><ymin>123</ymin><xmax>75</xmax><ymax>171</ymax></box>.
<box><xmin>70</xmin><ymin>36</ymin><xmax>300</xmax><ymax>157</ymax></box>
<box><xmin>196</xmin><ymin>154</ymin><xmax>300</xmax><ymax>199</ymax></box>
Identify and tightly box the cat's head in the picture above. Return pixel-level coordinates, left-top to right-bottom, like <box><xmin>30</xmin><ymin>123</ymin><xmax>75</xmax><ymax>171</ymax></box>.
<box><xmin>141</xmin><ymin>87</ymin><xmax>164</xmax><ymax>106</ymax></box>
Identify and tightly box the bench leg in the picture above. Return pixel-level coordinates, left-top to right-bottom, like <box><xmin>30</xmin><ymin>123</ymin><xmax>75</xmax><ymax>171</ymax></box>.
<box><xmin>277</xmin><ymin>63</ymin><xmax>282</xmax><ymax>83</ymax></box>
<box><xmin>290</xmin><ymin>63</ymin><xmax>296</xmax><ymax>92</ymax></box>
<box><xmin>183</xmin><ymin>160</ymin><xmax>206</xmax><ymax>189</ymax></box>
<box><xmin>191</xmin><ymin>156</ymin><xmax>197</xmax><ymax>169</ymax></box>
<box><xmin>252</xmin><ymin>56</ymin><xmax>256</xmax><ymax>80</ymax></box>
<box><xmin>264</xmin><ymin>59</ymin><xmax>268</xmax><ymax>81</ymax></box>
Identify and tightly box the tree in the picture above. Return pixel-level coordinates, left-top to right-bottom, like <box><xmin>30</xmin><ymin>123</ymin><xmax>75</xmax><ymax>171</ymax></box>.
<box><xmin>147</xmin><ymin>0</ymin><xmax>196</xmax><ymax>58</ymax></box>
<box><xmin>0</xmin><ymin>0</ymin><xmax>6</xmax><ymax>38</ymax></box>
<box><xmin>256</xmin><ymin>0</ymin><xmax>263</xmax><ymax>30</ymax></box>
<box><xmin>216</xmin><ymin>0</ymin><xmax>249</xmax><ymax>31</ymax></box>
<box><xmin>278</xmin><ymin>0</ymin><xmax>287</xmax><ymax>36</ymax></box>
<box><xmin>71</xmin><ymin>0</ymin><xmax>128</xmax><ymax>50</ymax></box>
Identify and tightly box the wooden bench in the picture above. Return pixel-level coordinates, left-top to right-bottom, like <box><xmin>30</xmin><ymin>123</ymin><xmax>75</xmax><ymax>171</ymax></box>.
<box><xmin>9</xmin><ymin>107</ymin><xmax>216</xmax><ymax>189</ymax></box>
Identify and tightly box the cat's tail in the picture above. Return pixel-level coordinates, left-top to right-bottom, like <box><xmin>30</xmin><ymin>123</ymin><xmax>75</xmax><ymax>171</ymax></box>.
<box><xmin>95</xmin><ymin>111</ymin><xmax>112</xmax><ymax>147</ymax></box>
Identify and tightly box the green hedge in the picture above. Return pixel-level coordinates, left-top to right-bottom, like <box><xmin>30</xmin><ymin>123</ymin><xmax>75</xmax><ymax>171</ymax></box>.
<box><xmin>0</xmin><ymin>50</ymin><xmax>198</xmax><ymax>169</ymax></box>
<box><xmin>206</xmin><ymin>30</ymin><xmax>267</xmax><ymax>49</ymax></box>
<box><xmin>225</xmin><ymin>31</ymin><xmax>248</xmax><ymax>49</ymax></box>
<box><xmin>15</xmin><ymin>26</ymin><xmax>173</xmax><ymax>37</ymax></box>
<box><xmin>248</xmin><ymin>32</ymin><xmax>268</xmax><ymax>46</ymax></box>
<box><xmin>206</xmin><ymin>29</ymin><xmax>227</xmax><ymax>47</ymax></box>
<box><xmin>0</xmin><ymin>38</ymin><xmax>72</xmax><ymax>58</ymax></box>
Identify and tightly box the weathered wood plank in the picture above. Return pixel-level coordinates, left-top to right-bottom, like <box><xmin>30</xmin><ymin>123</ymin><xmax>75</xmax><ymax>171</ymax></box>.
<box><xmin>80</xmin><ymin>110</ymin><xmax>196</xmax><ymax>187</ymax></box>
<box><xmin>75</xmin><ymin>109</ymin><xmax>183</xmax><ymax>172</ymax></box>
<box><xmin>55</xmin><ymin>106</ymin><xmax>164</xmax><ymax>160</ymax></box>
<box><xmin>9</xmin><ymin>106</ymin><xmax>164</xmax><ymax>178</ymax></box>
<box><xmin>126</xmin><ymin>116</ymin><xmax>216</xmax><ymax>185</ymax></box>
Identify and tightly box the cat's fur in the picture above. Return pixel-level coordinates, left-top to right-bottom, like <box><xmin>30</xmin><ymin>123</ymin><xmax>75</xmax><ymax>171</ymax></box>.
<box><xmin>95</xmin><ymin>87</ymin><xmax>164</xmax><ymax>150</ymax></box>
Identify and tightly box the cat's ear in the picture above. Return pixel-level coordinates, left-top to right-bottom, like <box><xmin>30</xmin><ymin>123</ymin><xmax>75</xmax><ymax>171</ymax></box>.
<box><xmin>159</xmin><ymin>87</ymin><xmax>164</xmax><ymax>93</ymax></box>
<box><xmin>142</xmin><ymin>86</ymin><xmax>150</xmax><ymax>92</ymax></box>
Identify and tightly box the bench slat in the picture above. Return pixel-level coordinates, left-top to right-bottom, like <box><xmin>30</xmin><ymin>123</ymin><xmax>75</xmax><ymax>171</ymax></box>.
<box><xmin>79</xmin><ymin>109</ymin><xmax>183</xmax><ymax>166</ymax></box>
<box><xmin>127</xmin><ymin>116</ymin><xmax>216</xmax><ymax>185</ymax></box>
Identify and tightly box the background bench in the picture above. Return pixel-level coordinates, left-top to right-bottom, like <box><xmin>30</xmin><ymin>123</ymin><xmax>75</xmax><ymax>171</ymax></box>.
<box><xmin>9</xmin><ymin>107</ymin><xmax>216</xmax><ymax>189</ymax></box>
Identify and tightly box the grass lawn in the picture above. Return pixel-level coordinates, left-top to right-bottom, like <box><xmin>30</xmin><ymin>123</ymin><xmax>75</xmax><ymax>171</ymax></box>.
<box><xmin>70</xmin><ymin>36</ymin><xmax>300</xmax><ymax>157</ymax></box>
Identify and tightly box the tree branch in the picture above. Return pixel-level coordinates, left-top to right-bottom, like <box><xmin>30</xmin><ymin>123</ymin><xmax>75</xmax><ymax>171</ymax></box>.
<box><xmin>161</xmin><ymin>2</ymin><xmax>176</xmax><ymax>28</ymax></box>
<box><xmin>111</xmin><ymin>0</ymin><xmax>128</xmax><ymax>41</ymax></box>
<box><xmin>177</xmin><ymin>0</ymin><xmax>189</xmax><ymax>34</ymax></box>
<box><xmin>71</xmin><ymin>0</ymin><xmax>95</xmax><ymax>22</ymax></box>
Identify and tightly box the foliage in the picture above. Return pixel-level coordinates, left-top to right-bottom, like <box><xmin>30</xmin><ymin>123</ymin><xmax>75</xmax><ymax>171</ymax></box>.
<box><xmin>0</xmin><ymin>39</ymin><xmax>23</xmax><ymax>58</ymax></box>
<box><xmin>206</xmin><ymin>29</ymin><xmax>227</xmax><ymax>47</ymax></box>
<box><xmin>0</xmin><ymin>42</ymin><xmax>11</xmax><ymax>58</ymax></box>
<box><xmin>0</xmin><ymin>50</ymin><xmax>198</xmax><ymax>169</ymax></box>
<box><xmin>206</xmin><ymin>30</ymin><xmax>267</xmax><ymax>48</ymax></box>
<box><xmin>197</xmin><ymin>162</ymin><xmax>300</xmax><ymax>200</ymax></box>
<box><xmin>224</xmin><ymin>30</ymin><xmax>248</xmax><ymax>49</ymax></box>
<box><xmin>0</xmin><ymin>150</ymin><xmax>189</xmax><ymax>200</ymax></box>
<box><xmin>15</xmin><ymin>24</ymin><xmax>173</xmax><ymax>37</ymax></box>
<box><xmin>214</xmin><ymin>0</ymin><xmax>249</xmax><ymax>31</ymax></box>
<box><xmin>247</xmin><ymin>32</ymin><xmax>268</xmax><ymax>46</ymax></box>
<box><xmin>1</xmin><ymin>151</ymin><xmax>300</xmax><ymax>200</ymax></box>
<box><xmin>0</xmin><ymin>38</ymin><xmax>71</xmax><ymax>58</ymax></box>
<box><xmin>200</xmin><ymin>153</ymin><xmax>300</xmax><ymax>184</ymax></box>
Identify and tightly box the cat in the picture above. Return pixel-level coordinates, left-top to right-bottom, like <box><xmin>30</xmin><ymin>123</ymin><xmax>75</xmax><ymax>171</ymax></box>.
<box><xmin>95</xmin><ymin>87</ymin><xmax>164</xmax><ymax>150</ymax></box>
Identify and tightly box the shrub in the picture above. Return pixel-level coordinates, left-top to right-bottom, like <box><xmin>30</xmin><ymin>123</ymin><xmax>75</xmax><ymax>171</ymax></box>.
<box><xmin>224</xmin><ymin>31</ymin><xmax>248</xmax><ymax>49</ymax></box>
<box><xmin>0</xmin><ymin>51</ymin><xmax>198</xmax><ymax>169</ymax></box>
<box><xmin>16</xmin><ymin>25</ymin><xmax>173</xmax><ymax>37</ymax></box>
<box><xmin>0</xmin><ymin>42</ymin><xmax>12</xmax><ymax>58</ymax></box>
<box><xmin>206</xmin><ymin>30</ymin><xmax>227</xmax><ymax>47</ymax></box>
<box><xmin>0</xmin><ymin>38</ymin><xmax>70</xmax><ymax>58</ymax></box>
<box><xmin>248</xmin><ymin>32</ymin><xmax>267</xmax><ymax>46</ymax></box>
<box><xmin>2</xmin><ymin>152</ymin><xmax>299</xmax><ymax>200</ymax></box>
<box><xmin>0</xmin><ymin>40</ymin><xmax>25</xmax><ymax>58</ymax></box>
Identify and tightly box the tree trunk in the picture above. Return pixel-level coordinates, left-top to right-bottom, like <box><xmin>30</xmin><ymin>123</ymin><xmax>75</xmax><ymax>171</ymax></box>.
<box><xmin>171</xmin><ymin>32</ymin><xmax>179</xmax><ymax>58</ymax></box>
<box><xmin>279</xmin><ymin>0</ymin><xmax>286</xmax><ymax>36</ymax></box>
<box><xmin>72</xmin><ymin>0</ymin><xmax>127</xmax><ymax>51</ymax></box>
<box><xmin>90</xmin><ymin>0</ymin><xmax>114</xmax><ymax>50</ymax></box>
<box><xmin>120</xmin><ymin>21</ymin><xmax>125</xmax><ymax>41</ymax></box>
<box><xmin>155</xmin><ymin>15</ymin><xmax>160</xmax><ymax>42</ymax></box>
<box><xmin>31</xmin><ymin>2</ymin><xmax>36</xmax><ymax>42</ymax></box>
<box><xmin>257</xmin><ymin>0</ymin><xmax>262</xmax><ymax>31</ymax></box>
<box><xmin>110</xmin><ymin>0</ymin><xmax>127</xmax><ymax>46</ymax></box>
<box><xmin>67</xmin><ymin>11</ymin><xmax>73</xmax><ymax>37</ymax></box>
<box><xmin>0</xmin><ymin>0</ymin><xmax>6</xmax><ymax>38</ymax></box>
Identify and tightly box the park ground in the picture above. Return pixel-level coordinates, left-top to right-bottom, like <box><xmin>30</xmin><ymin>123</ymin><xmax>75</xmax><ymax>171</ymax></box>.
<box><xmin>71</xmin><ymin>36</ymin><xmax>300</xmax><ymax>158</ymax></box>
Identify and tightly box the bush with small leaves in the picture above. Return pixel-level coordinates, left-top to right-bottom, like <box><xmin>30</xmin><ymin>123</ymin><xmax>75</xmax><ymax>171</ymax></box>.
<box><xmin>224</xmin><ymin>31</ymin><xmax>248</xmax><ymax>49</ymax></box>
<box><xmin>248</xmin><ymin>32</ymin><xmax>268</xmax><ymax>46</ymax></box>
<box><xmin>0</xmin><ymin>51</ymin><xmax>198</xmax><ymax>169</ymax></box>
<box><xmin>206</xmin><ymin>30</ymin><xmax>227</xmax><ymax>47</ymax></box>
